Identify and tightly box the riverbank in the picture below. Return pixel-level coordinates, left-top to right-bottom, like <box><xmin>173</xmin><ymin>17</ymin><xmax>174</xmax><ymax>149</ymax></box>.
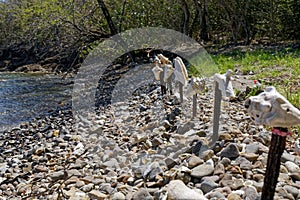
<box><xmin>0</xmin><ymin>75</ymin><xmax>299</xmax><ymax>200</ymax></box>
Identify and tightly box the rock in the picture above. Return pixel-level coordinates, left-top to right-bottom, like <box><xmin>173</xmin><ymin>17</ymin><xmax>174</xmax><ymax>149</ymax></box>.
<box><xmin>228</xmin><ymin>193</ymin><xmax>242</xmax><ymax>200</ymax></box>
<box><xmin>177</xmin><ymin>121</ymin><xmax>195</xmax><ymax>135</ymax></box>
<box><xmin>219</xmin><ymin>133</ymin><xmax>232</xmax><ymax>141</ymax></box>
<box><xmin>285</xmin><ymin>161</ymin><xmax>300</xmax><ymax>173</ymax></box>
<box><xmin>281</xmin><ymin>152</ymin><xmax>297</xmax><ymax>162</ymax></box>
<box><xmin>201</xmin><ymin>175</ymin><xmax>220</xmax><ymax>183</ymax></box>
<box><xmin>88</xmin><ymin>190</ymin><xmax>108</xmax><ymax>200</ymax></box>
<box><xmin>80</xmin><ymin>183</ymin><xmax>94</xmax><ymax>192</ymax></box>
<box><xmin>205</xmin><ymin>191</ymin><xmax>226</xmax><ymax>199</ymax></box>
<box><xmin>143</xmin><ymin>162</ymin><xmax>163</xmax><ymax>180</ymax></box>
<box><xmin>132</xmin><ymin>188</ymin><xmax>153</xmax><ymax>200</ymax></box>
<box><xmin>51</xmin><ymin>171</ymin><xmax>65</xmax><ymax>182</ymax></box>
<box><xmin>167</xmin><ymin>180</ymin><xmax>208</xmax><ymax>200</ymax></box>
<box><xmin>278</xmin><ymin>172</ymin><xmax>290</xmax><ymax>182</ymax></box>
<box><xmin>102</xmin><ymin>158</ymin><xmax>120</xmax><ymax>169</ymax></box>
<box><xmin>290</xmin><ymin>172</ymin><xmax>300</xmax><ymax>181</ymax></box>
<box><xmin>188</xmin><ymin>155</ymin><xmax>204</xmax><ymax>168</ymax></box>
<box><xmin>72</xmin><ymin>142</ymin><xmax>85</xmax><ymax>156</ymax></box>
<box><xmin>165</xmin><ymin>157</ymin><xmax>178</xmax><ymax>169</ymax></box>
<box><xmin>241</xmin><ymin>153</ymin><xmax>259</xmax><ymax>162</ymax></box>
<box><xmin>231</xmin><ymin>178</ymin><xmax>244</xmax><ymax>190</ymax></box>
<box><xmin>69</xmin><ymin>190</ymin><xmax>88</xmax><ymax>200</ymax></box>
<box><xmin>258</xmin><ymin>131</ymin><xmax>272</xmax><ymax>145</ymax></box>
<box><xmin>276</xmin><ymin>187</ymin><xmax>295</xmax><ymax>200</ymax></box>
<box><xmin>199</xmin><ymin>150</ymin><xmax>214</xmax><ymax>161</ymax></box>
<box><xmin>213</xmin><ymin>163</ymin><xmax>225</xmax><ymax>175</ymax></box>
<box><xmin>238</xmin><ymin>157</ymin><xmax>253</xmax><ymax>170</ymax></box>
<box><xmin>191</xmin><ymin>163</ymin><xmax>214</xmax><ymax>178</ymax></box>
<box><xmin>220</xmin><ymin>157</ymin><xmax>231</xmax><ymax>167</ymax></box>
<box><xmin>35</xmin><ymin>147</ymin><xmax>45</xmax><ymax>155</ymax></box>
<box><xmin>252</xmin><ymin>181</ymin><xmax>263</xmax><ymax>193</ymax></box>
<box><xmin>253</xmin><ymin>174</ymin><xmax>264</xmax><ymax>182</ymax></box>
<box><xmin>245</xmin><ymin>143</ymin><xmax>259</xmax><ymax>154</ymax></box>
<box><xmin>100</xmin><ymin>183</ymin><xmax>114</xmax><ymax>194</ymax></box>
<box><xmin>34</xmin><ymin>165</ymin><xmax>48</xmax><ymax>172</ymax></box>
<box><xmin>200</xmin><ymin>180</ymin><xmax>218</xmax><ymax>194</ymax></box>
<box><xmin>220</xmin><ymin>174</ymin><xmax>233</xmax><ymax>187</ymax></box>
<box><xmin>219</xmin><ymin>143</ymin><xmax>240</xmax><ymax>159</ymax></box>
<box><xmin>243</xmin><ymin>186</ymin><xmax>258</xmax><ymax>200</ymax></box>
<box><xmin>152</xmin><ymin>137</ymin><xmax>163</xmax><ymax>147</ymax></box>
<box><xmin>111</xmin><ymin>192</ymin><xmax>126</xmax><ymax>200</ymax></box>
<box><xmin>65</xmin><ymin>176</ymin><xmax>80</xmax><ymax>185</ymax></box>
<box><xmin>67</xmin><ymin>169</ymin><xmax>82</xmax><ymax>177</ymax></box>
<box><xmin>283</xmin><ymin>185</ymin><xmax>299</xmax><ymax>199</ymax></box>
<box><xmin>76</xmin><ymin>180</ymin><xmax>85</xmax><ymax>188</ymax></box>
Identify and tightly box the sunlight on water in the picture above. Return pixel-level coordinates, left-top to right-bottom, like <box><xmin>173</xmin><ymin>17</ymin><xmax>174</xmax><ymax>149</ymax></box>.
<box><xmin>0</xmin><ymin>73</ymin><xmax>73</xmax><ymax>131</ymax></box>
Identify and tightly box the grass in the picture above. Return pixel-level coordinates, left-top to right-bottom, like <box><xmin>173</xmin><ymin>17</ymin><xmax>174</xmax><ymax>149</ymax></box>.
<box><xmin>211</xmin><ymin>45</ymin><xmax>300</xmax><ymax>134</ymax></box>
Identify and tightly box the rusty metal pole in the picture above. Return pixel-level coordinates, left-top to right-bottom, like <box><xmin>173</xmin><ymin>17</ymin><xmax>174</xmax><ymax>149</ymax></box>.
<box><xmin>244</xmin><ymin>86</ymin><xmax>300</xmax><ymax>200</ymax></box>
<box><xmin>261</xmin><ymin>128</ymin><xmax>287</xmax><ymax>200</ymax></box>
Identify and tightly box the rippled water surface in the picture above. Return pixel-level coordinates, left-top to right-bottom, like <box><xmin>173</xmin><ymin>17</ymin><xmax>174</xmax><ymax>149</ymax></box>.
<box><xmin>0</xmin><ymin>73</ymin><xmax>73</xmax><ymax>131</ymax></box>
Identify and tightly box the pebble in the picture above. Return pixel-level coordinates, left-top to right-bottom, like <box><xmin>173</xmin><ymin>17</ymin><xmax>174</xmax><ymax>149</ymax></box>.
<box><xmin>167</xmin><ymin>180</ymin><xmax>208</xmax><ymax>200</ymax></box>
<box><xmin>228</xmin><ymin>193</ymin><xmax>242</xmax><ymax>200</ymax></box>
<box><xmin>88</xmin><ymin>190</ymin><xmax>108</xmax><ymax>200</ymax></box>
<box><xmin>51</xmin><ymin>171</ymin><xmax>65</xmax><ymax>182</ymax></box>
<box><xmin>111</xmin><ymin>192</ymin><xmax>126</xmax><ymax>200</ymax></box>
<box><xmin>132</xmin><ymin>188</ymin><xmax>153</xmax><ymax>200</ymax></box>
<box><xmin>213</xmin><ymin>162</ymin><xmax>225</xmax><ymax>175</ymax></box>
<box><xmin>200</xmin><ymin>180</ymin><xmax>218</xmax><ymax>193</ymax></box>
<box><xmin>245</xmin><ymin>143</ymin><xmax>259</xmax><ymax>154</ymax></box>
<box><xmin>283</xmin><ymin>185</ymin><xmax>299</xmax><ymax>199</ymax></box>
<box><xmin>191</xmin><ymin>163</ymin><xmax>214</xmax><ymax>178</ymax></box>
<box><xmin>188</xmin><ymin>155</ymin><xmax>204</xmax><ymax>168</ymax></box>
<box><xmin>285</xmin><ymin>161</ymin><xmax>300</xmax><ymax>173</ymax></box>
<box><xmin>219</xmin><ymin>143</ymin><xmax>240</xmax><ymax>159</ymax></box>
<box><xmin>1</xmin><ymin>77</ymin><xmax>299</xmax><ymax>199</ymax></box>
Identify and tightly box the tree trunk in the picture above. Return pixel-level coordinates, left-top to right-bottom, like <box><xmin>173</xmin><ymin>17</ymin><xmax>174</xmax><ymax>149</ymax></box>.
<box><xmin>181</xmin><ymin>0</ymin><xmax>190</xmax><ymax>36</ymax></box>
<box><xmin>200</xmin><ymin>0</ymin><xmax>209</xmax><ymax>41</ymax></box>
<box><xmin>190</xmin><ymin>0</ymin><xmax>202</xmax><ymax>37</ymax></box>
<box><xmin>118</xmin><ymin>0</ymin><xmax>127</xmax><ymax>33</ymax></box>
<box><xmin>97</xmin><ymin>0</ymin><xmax>118</xmax><ymax>35</ymax></box>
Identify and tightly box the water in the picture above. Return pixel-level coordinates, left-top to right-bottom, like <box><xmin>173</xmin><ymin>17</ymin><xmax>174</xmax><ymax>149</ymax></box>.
<box><xmin>0</xmin><ymin>72</ymin><xmax>73</xmax><ymax>131</ymax></box>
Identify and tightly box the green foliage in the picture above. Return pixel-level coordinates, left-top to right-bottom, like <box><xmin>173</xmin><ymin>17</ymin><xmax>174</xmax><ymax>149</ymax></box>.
<box><xmin>213</xmin><ymin>46</ymin><xmax>300</xmax><ymax>109</ymax></box>
<box><xmin>0</xmin><ymin>0</ymin><xmax>299</xmax><ymax>72</ymax></box>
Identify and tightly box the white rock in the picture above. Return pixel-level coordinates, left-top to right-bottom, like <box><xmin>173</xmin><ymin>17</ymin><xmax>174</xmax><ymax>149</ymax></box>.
<box><xmin>285</xmin><ymin>161</ymin><xmax>300</xmax><ymax>173</ymax></box>
<box><xmin>167</xmin><ymin>180</ymin><xmax>208</xmax><ymax>200</ymax></box>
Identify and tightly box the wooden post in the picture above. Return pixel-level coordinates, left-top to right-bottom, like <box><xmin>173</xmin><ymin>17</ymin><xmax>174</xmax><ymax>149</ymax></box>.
<box><xmin>160</xmin><ymin>68</ymin><xmax>166</xmax><ymax>95</ymax></box>
<box><xmin>179</xmin><ymin>82</ymin><xmax>184</xmax><ymax>103</ymax></box>
<box><xmin>192</xmin><ymin>93</ymin><xmax>197</xmax><ymax>119</ymax></box>
<box><xmin>192</xmin><ymin>78</ymin><xmax>197</xmax><ymax>119</ymax></box>
<box><xmin>212</xmin><ymin>81</ymin><xmax>222</xmax><ymax>146</ymax></box>
<box><xmin>168</xmin><ymin>78</ymin><xmax>173</xmax><ymax>95</ymax></box>
<box><xmin>261</xmin><ymin>127</ymin><xmax>287</xmax><ymax>200</ymax></box>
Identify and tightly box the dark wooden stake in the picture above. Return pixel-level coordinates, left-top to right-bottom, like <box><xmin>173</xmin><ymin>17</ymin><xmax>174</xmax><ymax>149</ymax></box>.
<box><xmin>192</xmin><ymin>93</ymin><xmax>197</xmax><ymax>119</ymax></box>
<box><xmin>179</xmin><ymin>82</ymin><xmax>184</xmax><ymax>103</ymax></box>
<box><xmin>191</xmin><ymin>78</ymin><xmax>197</xmax><ymax>119</ymax></box>
<box><xmin>168</xmin><ymin>79</ymin><xmax>173</xmax><ymax>95</ymax></box>
<box><xmin>160</xmin><ymin>70</ymin><xmax>166</xmax><ymax>95</ymax></box>
<box><xmin>212</xmin><ymin>81</ymin><xmax>222</xmax><ymax>146</ymax></box>
<box><xmin>261</xmin><ymin>127</ymin><xmax>287</xmax><ymax>200</ymax></box>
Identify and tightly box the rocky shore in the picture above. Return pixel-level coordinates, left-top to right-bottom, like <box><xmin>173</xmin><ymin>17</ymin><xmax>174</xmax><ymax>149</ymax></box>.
<box><xmin>0</xmin><ymin>76</ymin><xmax>299</xmax><ymax>200</ymax></box>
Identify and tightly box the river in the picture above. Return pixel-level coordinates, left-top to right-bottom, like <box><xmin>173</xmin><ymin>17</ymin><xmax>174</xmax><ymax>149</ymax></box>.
<box><xmin>0</xmin><ymin>72</ymin><xmax>73</xmax><ymax>131</ymax></box>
